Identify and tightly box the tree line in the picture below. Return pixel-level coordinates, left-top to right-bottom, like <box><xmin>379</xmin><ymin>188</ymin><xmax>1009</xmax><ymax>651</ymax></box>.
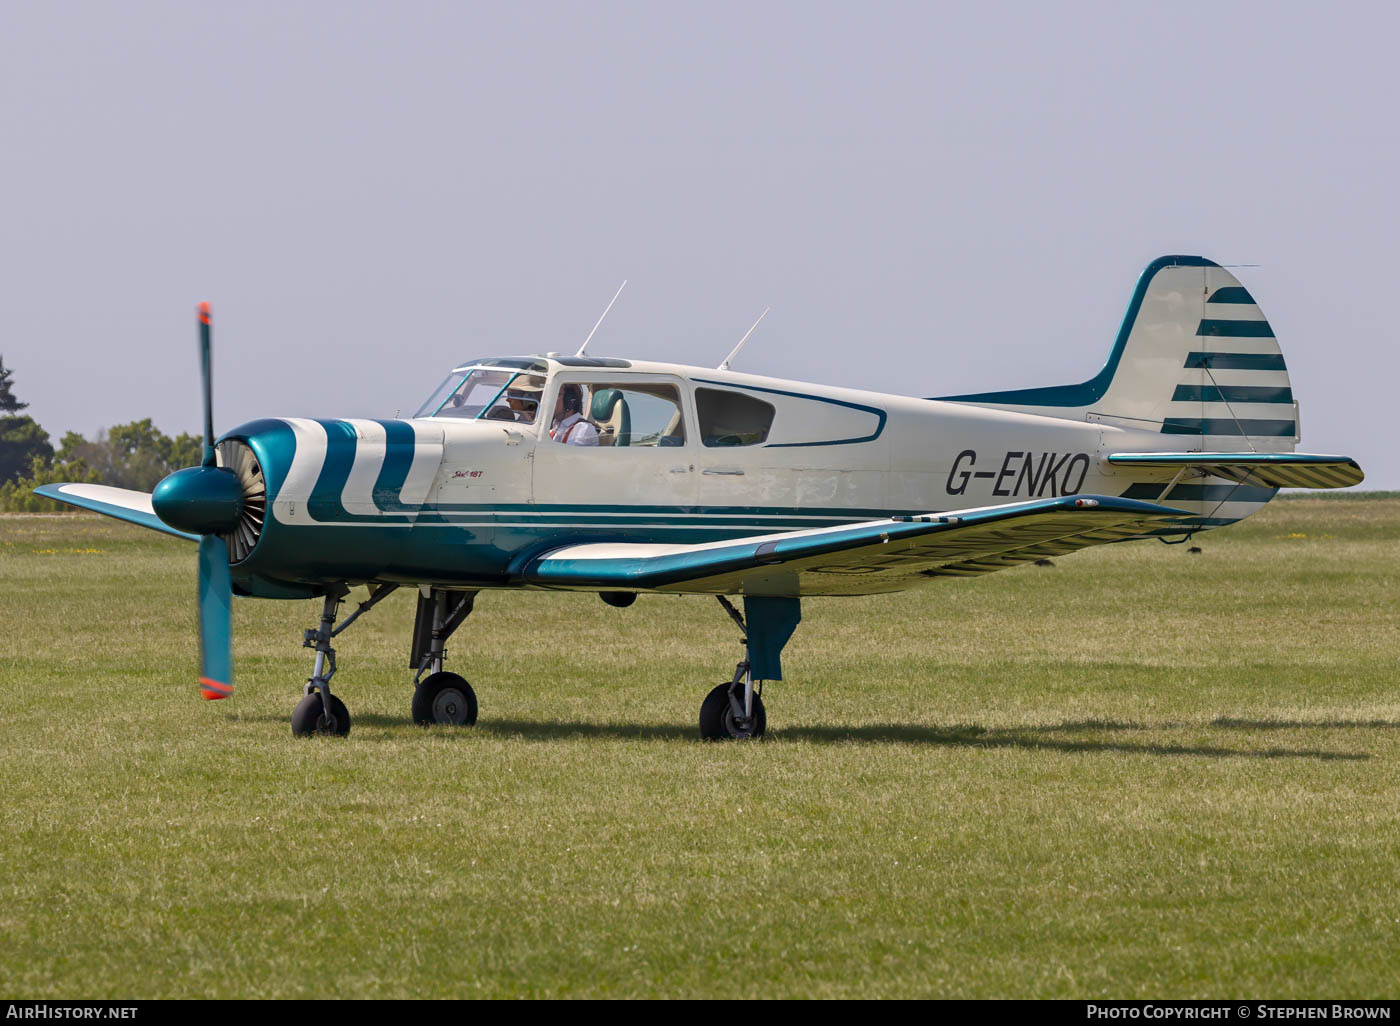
<box><xmin>0</xmin><ymin>356</ymin><xmax>201</xmax><ymax>512</ymax></box>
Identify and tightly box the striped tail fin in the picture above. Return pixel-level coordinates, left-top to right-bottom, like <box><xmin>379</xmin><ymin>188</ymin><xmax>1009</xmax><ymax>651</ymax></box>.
<box><xmin>937</xmin><ymin>256</ymin><xmax>1298</xmax><ymax>451</ymax></box>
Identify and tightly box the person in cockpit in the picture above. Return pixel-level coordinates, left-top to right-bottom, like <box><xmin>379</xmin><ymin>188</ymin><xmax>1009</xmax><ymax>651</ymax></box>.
<box><xmin>550</xmin><ymin>384</ymin><xmax>598</xmax><ymax>445</ymax></box>
<box><xmin>504</xmin><ymin>378</ymin><xmax>543</xmax><ymax>424</ymax></box>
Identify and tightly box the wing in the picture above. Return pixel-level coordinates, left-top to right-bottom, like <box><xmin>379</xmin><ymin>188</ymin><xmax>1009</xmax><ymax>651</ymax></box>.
<box><xmin>33</xmin><ymin>483</ymin><xmax>198</xmax><ymax>541</ymax></box>
<box><xmin>1107</xmin><ymin>451</ymin><xmax>1364</xmax><ymax>489</ymax></box>
<box><xmin>520</xmin><ymin>494</ymin><xmax>1191</xmax><ymax>596</ymax></box>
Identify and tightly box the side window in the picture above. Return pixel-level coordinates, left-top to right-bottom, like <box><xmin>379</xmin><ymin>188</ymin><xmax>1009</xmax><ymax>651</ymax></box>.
<box><xmin>584</xmin><ymin>384</ymin><xmax>687</xmax><ymax>447</ymax></box>
<box><xmin>696</xmin><ymin>387</ymin><xmax>775</xmax><ymax>447</ymax></box>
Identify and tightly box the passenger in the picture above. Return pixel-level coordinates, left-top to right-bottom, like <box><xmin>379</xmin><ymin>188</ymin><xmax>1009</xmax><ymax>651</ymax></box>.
<box><xmin>550</xmin><ymin>384</ymin><xmax>598</xmax><ymax>445</ymax></box>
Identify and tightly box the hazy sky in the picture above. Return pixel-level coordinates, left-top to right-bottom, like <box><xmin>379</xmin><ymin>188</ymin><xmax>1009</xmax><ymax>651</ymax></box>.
<box><xmin>3</xmin><ymin>1</ymin><xmax>1396</xmax><ymax>484</ymax></box>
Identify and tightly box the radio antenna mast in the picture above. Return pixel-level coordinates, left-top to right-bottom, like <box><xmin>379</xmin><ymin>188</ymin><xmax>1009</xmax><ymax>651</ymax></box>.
<box><xmin>576</xmin><ymin>280</ymin><xmax>627</xmax><ymax>357</ymax></box>
<box><xmin>718</xmin><ymin>307</ymin><xmax>770</xmax><ymax>371</ymax></box>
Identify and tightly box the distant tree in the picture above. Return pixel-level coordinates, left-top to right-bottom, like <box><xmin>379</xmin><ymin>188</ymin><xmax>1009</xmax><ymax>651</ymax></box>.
<box><xmin>0</xmin><ymin>417</ymin><xmax>54</xmax><ymax>484</ymax></box>
<box><xmin>0</xmin><ymin>357</ymin><xmax>53</xmax><ymax>483</ymax></box>
<box><xmin>55</xmin><ymin>431</ymin><xmax>87</xmax><ymax>464</ymax></box>
<box><xmin>168</xmin><ymin>432</ymin><xmax>202</xmax><ymax>469</ymax></box>
<box><xmin>0</xmin><ymin>356</ymin><xmax>27</xmax><ymax>413</ymax></box>
<box><xmin>0</xmin><ymin>454</ymin><xmax>100</xmax><ymax>512</ymax></box>
<box><xmin>52</xmin><ymin>418</ymin><xmax>204</xmax><ymax>491</ymax></box>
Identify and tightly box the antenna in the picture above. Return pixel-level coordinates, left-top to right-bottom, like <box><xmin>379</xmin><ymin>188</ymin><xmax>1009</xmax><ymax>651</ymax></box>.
<box><xmin>718</xmin><ymin>307</ymin><xmax>770</xmax><ymax>371</ymax></box>
<box><xmin>576</xmin><ymin>280</ymin><xmax>627</xmax><ymax>357</ymax></box>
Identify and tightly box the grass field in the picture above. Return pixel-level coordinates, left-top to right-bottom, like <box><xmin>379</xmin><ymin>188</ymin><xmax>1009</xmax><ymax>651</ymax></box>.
<box><xmin>2</xmin><ymin>497</ymin><xmax>1397</xmax><ymax>998</ymax></box>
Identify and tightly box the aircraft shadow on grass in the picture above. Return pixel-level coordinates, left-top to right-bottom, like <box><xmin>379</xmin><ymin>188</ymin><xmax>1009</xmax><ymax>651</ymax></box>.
<box><xmin>233</xmin><ymin>713</ymin><xmax>1379</xmax><ymax>760</ymax></box>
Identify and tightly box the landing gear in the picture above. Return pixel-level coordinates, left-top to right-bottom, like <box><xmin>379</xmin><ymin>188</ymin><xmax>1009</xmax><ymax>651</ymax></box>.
<box><xmin>412</xmin><ymin>671</ymin><xmax>478</xmax><ymax>726</ymax></box>
<box><xmin>410</xmin><ymin>589</ymin><xmax>478</xmax><ymax>727</ymax></box>
<box><xmin>700</xmin><ymin>596</ymin><xmax>800</xmax><ymax>741</ymax></box>
<box><xmin>290</xmin><ymin>583</ymin><xmax>397</xmax><ymax>738</ymax></box>
<box><xmin>293</xmin><ymin>586</ymin><xmax>350</xmax><ymax>738</ymax></box>
<box><xmin>292</xmin><ymin>691</ymin><xmax>351</xmax><ymax>737</ymax></box>
<box><xmin>283</xmin><ymin>583</ymin><xmax>480</xmax><ymax>735</ymax></box>
<box><xmin>700</xmin><ymin>679</ymin><xmax>766</xmax><ymax>740</ymax></box>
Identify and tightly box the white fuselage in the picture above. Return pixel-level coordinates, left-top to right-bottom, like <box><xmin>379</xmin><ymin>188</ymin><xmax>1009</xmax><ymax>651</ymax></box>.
<box><xmin>411</xmin><ymin>358</ymin><xmax>1252</xmax><ymax>541</ymax></box>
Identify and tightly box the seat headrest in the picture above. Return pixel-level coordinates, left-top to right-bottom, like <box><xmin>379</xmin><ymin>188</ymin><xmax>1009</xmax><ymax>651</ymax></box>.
<box><xmin>591</xmin><ymin>388</ymin><xmax>624</xmax><ymax>421</ymax></box>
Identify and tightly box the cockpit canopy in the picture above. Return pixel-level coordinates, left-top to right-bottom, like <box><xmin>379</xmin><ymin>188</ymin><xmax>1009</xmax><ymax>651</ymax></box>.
<box><xmin>413</xmin><ymin>358</ymin><xmax>551</xmax><ymax>422</ymax></box>
<box><xmin>413</xmin><ymin>356</ymin><xmax>637</xmax><ymax>423</ymax></box>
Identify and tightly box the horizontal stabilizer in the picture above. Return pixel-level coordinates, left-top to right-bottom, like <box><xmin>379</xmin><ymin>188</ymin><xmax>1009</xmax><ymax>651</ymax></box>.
<box><xmin>33</xmin><ymin>483</ymin><xmax>198</xmax><ymax>540</ymax></box>
<box><xmin>521</xmin><ymin>494</ymin><xmax>1191</xmax><ymax>596</ymax></box>
<box><xmin>1107</xmin><ymin>452</ymin><xmax>1363</xmax><ymax>489</ymax></box>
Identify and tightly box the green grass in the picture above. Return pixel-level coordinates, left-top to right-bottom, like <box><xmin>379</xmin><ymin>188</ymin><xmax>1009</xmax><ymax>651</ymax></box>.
<box><xmin>1</xmin><ymin>499</ymin><xmax>1397</xmax><ymax>998</ymax></box>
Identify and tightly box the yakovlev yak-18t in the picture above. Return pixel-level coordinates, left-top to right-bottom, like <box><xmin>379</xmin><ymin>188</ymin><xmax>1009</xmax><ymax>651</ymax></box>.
<box><xmin>38</xmin><ymin>256</ymin><xmax>1364</xmax><ymax>739</ymax></box>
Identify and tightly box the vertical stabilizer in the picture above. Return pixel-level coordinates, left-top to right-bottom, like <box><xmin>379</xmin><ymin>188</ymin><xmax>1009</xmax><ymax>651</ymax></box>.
<box><xmin>937</xmin><ymin>256</ymin><xmax>1297</xmax><ymax>452</ymax></box>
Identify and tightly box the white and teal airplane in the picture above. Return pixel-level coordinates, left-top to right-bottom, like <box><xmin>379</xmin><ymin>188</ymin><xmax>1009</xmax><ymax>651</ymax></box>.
<box><xmin>38</xmin><ymin>256</ymin><xmax>1364</xmax><ymax>739</ymax></box>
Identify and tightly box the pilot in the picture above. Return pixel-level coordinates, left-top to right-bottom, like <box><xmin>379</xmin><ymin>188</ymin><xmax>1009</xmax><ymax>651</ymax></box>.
<box><xmin>504</xmin><ymin>378</ymin><xmax>544</xmax><ymax>424</ymax></box>
<box><xmin>550</xmin><ymin>383</ymin><xmax>598</xmax><ymax>445</ymax></box>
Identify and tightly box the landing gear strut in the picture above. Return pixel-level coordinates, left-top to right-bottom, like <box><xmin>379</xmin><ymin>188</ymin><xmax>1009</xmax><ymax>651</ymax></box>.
<box><xmin>699</xmin><ymin>596</ymin><xmax>801</xmax><ymax>741</ymax></box>
<box><xmin>290</xmin><ymin>583</ymin><xmax>398</xmax><ymax>738</ymax></box>
<box><xmin>410</xmin><ymin>589</ymin><xmax>479</xmax><ymax>726</ymax></box>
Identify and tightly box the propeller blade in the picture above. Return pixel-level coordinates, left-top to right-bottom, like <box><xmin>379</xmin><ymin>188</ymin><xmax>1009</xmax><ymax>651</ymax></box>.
<box><xmin>197</xmin><ymin>534</ymin><xmax>234</xmax><ymax>700</ymax></box>
<box><xmin>198</xmin><ymin>302</ymin><xmax>216</xmax><ymax>467</ymax></box>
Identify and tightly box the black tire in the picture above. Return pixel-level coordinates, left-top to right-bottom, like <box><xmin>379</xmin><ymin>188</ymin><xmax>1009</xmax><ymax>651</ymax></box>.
<box><xmin>699</xmin><ymin>681</ymin><xmax>766</xmax><ymax>741</ymax></box>
<box><xmin>412</xmin><ymin>671</ymin><xmax>478</xmax><ymax>726</ymax></box>
<box><xmin>291</xmin><ymin>691</ymin><xmax>351</xmax><ymax>737</ymax></box>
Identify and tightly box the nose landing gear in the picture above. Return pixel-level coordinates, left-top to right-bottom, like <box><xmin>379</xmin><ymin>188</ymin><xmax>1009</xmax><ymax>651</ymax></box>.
<box><xmin>290</xmin><ymin>583</ymin><xmax>398</xmax><ymax>737</ymax></box>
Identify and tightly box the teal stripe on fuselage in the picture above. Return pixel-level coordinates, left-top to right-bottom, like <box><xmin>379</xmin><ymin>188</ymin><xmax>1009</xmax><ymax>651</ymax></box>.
<box><xmin>424</xmin><ymin>501</ymin><xmax>926</xmax><ymax>518</ymax></box>
<box><xmin>298</xmin><ymin>418</ymin><xmax>422</xmax><ymax>522</ymax></box>
<box><xmin>308</xmin><ymin>419</ymin><xmax>359</xmax><ymax>520</ymax></box>
<box><xmin>374</xmin><ymin>420</ymin><xmax>420</xmax><ymax>512</ymax></box>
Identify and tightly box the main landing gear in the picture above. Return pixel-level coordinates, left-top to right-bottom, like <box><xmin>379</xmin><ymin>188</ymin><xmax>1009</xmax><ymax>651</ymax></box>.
<box><xmin>700</xmin><ymin>596</ymin><xmax>801</xmax><ymax>741</ymax></box>
<box><xmin>409</xmin><ymin>589</ymin><xmax>479</xmax><ymax>726</ymax></box>
<box><xmin>289</xmin><ymin>583</ymin><xmax>479</xmax><ymax>736</ymax></box>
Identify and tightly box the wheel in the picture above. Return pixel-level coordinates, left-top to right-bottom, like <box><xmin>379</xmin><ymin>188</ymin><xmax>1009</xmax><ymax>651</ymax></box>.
<box><xmin>291</xmin><ymin>691</ymin><xmax>351</xmax><ymax>737</ymax></box>
<box><xmin>412</xmin><ymin>671</ymin><xmax>478</xmax><ymax>726</ymax></box>
<box><xmin>699</xmin><ymin>681</ymin><xmax>766</xmax><ymax>741</ymax></box>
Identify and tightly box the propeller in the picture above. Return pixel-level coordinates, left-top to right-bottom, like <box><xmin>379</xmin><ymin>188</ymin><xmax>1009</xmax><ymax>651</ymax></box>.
<box><xmin>197</xmin><ymin>534</ymin><xmax>234</xmax><ymax>700</ymax></box>
<box><xmin>151</xmin><ymin>303</ymin><xmax>244</xmax><ymax>700</ymax></box>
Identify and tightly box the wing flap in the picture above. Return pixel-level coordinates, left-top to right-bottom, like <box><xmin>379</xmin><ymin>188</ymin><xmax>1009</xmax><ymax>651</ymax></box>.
<box><xmin>522</xmin><ymin>495</ymin><xmax>1190</xmax><ymax>596</ymax></box>
<box><xmin>32</xmin><ymin>483</ymin><xmax>198</xmax><ymax>541</ymax></box>
<box><xmin>1107</xmin><ymin>452</ymin><xmax>1364</xmax><ymax>489</ymax></box>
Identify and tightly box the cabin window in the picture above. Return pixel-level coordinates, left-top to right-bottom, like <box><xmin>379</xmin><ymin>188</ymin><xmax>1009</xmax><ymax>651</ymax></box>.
<box><xmin>557</xmin><ymin>383</ymin><xmax>687</xmax><ymax>447</ymax></box>
<box><xmin>695</xmin><ymin>388</ymin><xmax>775</xmax><ymax>447</ymax></box>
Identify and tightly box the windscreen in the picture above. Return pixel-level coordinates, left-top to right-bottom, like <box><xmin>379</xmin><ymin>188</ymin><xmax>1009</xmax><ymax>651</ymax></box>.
<box><xmin>414</xmin><ymin>368</ymin><xmax>527</xmax><ymax>419</ymax></box>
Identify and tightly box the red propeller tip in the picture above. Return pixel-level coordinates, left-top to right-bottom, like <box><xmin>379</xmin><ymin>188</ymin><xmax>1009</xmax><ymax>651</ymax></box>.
<box><xmin>199</xmin><ymin>677</ymin><xmax>233</xmax><ymax>700</ymax></box>
<box><xmin>198</xmin><ymin>302</ymin><xmax>212</xmax><ymax>325</ymax></box>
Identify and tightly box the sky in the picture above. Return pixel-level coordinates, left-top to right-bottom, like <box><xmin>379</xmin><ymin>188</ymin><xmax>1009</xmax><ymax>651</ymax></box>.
<box><xmin>3</xmin><ymin>1</ymin><xmax>1396</xmax><ymax>484</ymax></box>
